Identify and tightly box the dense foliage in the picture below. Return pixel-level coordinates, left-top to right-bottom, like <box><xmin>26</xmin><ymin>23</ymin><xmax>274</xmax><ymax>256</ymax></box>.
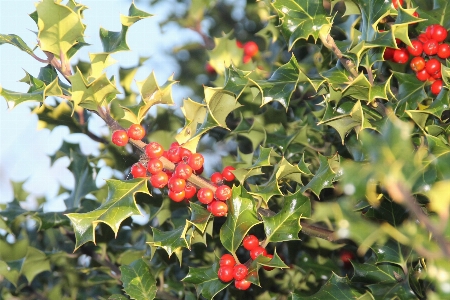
<box><xmin>1</xmin><ymin>0</ymin><xmax>450</xmax><ymax>299</ymax></box>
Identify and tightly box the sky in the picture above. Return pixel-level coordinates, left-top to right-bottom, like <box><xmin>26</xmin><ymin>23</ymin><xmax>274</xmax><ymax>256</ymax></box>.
<box><xmin>0</xmin><ymin>0</ymin><xmax>205</xmax><ymax>210</ymax></box>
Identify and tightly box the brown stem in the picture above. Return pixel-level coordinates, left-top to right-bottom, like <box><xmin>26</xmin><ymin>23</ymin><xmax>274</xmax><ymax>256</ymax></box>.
<box><xmin>386</xmin><ymin>182</ymin><xmax>450</xmax><ymax>257</ymax></box>
<box><xmin>44</xmin><ymin>51</ymin><xmax>72</xmax><ymax>84</ymax></box>
<box><xmin>321</xmin><ymin>34</ymin><xmax>359</xmax><ymax>79</ymax></box>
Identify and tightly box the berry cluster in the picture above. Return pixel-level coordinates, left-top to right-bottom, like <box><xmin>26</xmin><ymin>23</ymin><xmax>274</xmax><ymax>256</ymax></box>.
<box><xmin>384</xmin><ymin>24</ymin><xmax>448</xmax><ymax>95</ymax></box>
<box><xmin>112</xmin><ymin>126</ymin><xmax>237</xmax><ymax>217</ymax></box>
<box><xmin>217</xmin><ymin>235</ymin><xmax>274</xmax><ymax>290</ymax></box>
<box><xmin>111</xmin><ymin>124</ymin><xmax>146</xmax><ymax>147</ymax></box>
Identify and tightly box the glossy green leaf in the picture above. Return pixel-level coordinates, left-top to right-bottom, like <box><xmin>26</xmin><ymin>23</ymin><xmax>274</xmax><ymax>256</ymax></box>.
<box><xmin>32</xmin><ymin>211</ymin><xmax>71</xmax><ymax>230</ymax></box>
<box><xmin>149</xmin><ymin>224</ymin><xmax>189</xmax><ymax>258</ymax></box>
<box><xmin>100</xmin><ymin>3</ymin><xmax>152</xmax><ymax>53</ymax></box>
<box><xmin>262</xmin><ymin>189</ymin><xmax>310</xmax><ymax>243</ymax></box>
<box><xmin>69</xmin><ymin>67</ymin><xmax>120</xmax><ymax>111</ymax></box>
<box><xmin>220</xmin><ymin>186</ymin><xmax>261</xmax><ymax>253</ymax></box>
<box><xmin>392</xmin><ymin>72</ymin><xmax>428</xmax><ymax>116</ymax></box>
<box><xmin>302</xmin><ymin>154</ymin><xmax>340</xmax><ymax>197</ymax></box>
<box><xmin>182</xmin><ymin>260</ymin><xmax>230</xmax><ymax>300</ymax></box>
<box><xmin>65</xmin><ymin>150</ymin><xmax>97</xmax><ymax>209</ymax></box>
<box><xmin>342</xmin><ymin>73</ymin><xmax>391</xmax><ymax>103</ymax></box>
<box><xmin>415</xmin><ymin>0</ymin><xmax>450</xmax><ymax>31</ymax></box>
<box><xmin>36</xmin><ymin>0</ymin><xmax>85</xmax><ymax>57</ymax></box>
<box><xmin>120</xmin><ymin>258</ymin><xmax>157</xmax><ymax>300</ymax></box>
<box><xmin>272</xmin><ymin>0</ymin><xmax>332</xmax><ymax>50</ymax></box>
<box><xmin>66</xmin><ymin>179</ymin><xmax>149</xmax><ymax>250</ymax></box>
<box><xmin>252</xmin><ymin>55</ymin><xmax>312</xmax><ymax>109</ymax></box>
<box><xmin>208</xmin><ymin>33</ymin><xmax>244</xmax><ymax>75</ymax></box>
<box><xmin>188</xmin><ymin>202</ymin><xmax>211</xmax><ymax>233</ymax></box>
<box><xmin>0</xmin><ymin>34</ymin><xmax>36</xmax><ymax>57</ymax></box>
<box><xmin>293</xmin><ymin>273</ymin><xmax>362</xmax><ymax>299</ymax></box>
<box><xmin>0</xmin><ymin>78</ymin><xmax>63</xmax><ymax>106</ymax></box>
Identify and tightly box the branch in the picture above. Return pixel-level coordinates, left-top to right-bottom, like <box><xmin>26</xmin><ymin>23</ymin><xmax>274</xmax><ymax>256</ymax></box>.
<box><xmin>386</xmin><ymin>182</ymin><xmax>450</xmax><ymax>257</ymax></box>
<box><xmin>320</xmin><ymin>34</ymin><xmax>359</xmax><ymax>79</ymax></box>
<box><xmin>44</xmin><ymin>51</ymin><xmax>72</xmax><ymax>84</ymax></box>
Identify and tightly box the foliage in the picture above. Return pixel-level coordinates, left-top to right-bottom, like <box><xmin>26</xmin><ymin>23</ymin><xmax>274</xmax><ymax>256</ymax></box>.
<box><xmin>1</xmin><ymin>0</ymin><xmax>450</xmax><ymax>299</ymax></box>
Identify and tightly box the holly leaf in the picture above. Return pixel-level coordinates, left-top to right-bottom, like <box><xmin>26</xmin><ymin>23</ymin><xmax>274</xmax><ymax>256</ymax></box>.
<box><xmin>64</xmin><ymin>150</ymin><xmax>98</xmax><ymax>209</ymax></box>
<box><xmin>293</xmin><ymin>273</ymin><xmax>362</xmax><ymax>299</ymax></box>
<box><xmin>122</xmin><ymin>72</ymin><xmax>176</xmax><ymax>124</ymax></box>
<box><xmin>66</xmin><ymin>179</ymin><xmax>149</xmax><ymax>250</ymax></box>
<box><xmin>302</xmin><ymin>154</ymin><xmax>340</xmax><ymax>197</ymax></box>
<box><xmin>32</xmin><ymin>211</ymin><xmax>71</xmax><ymax>230</ymax></box>
<box><xmin>120</xmin><ymin>258</ymin><xmax>157</xmax><ymax>300</ymax></box>
<box><xmin>272</xmin><ymin>0</ymin><xmax>332</xmax><ymax>50</ymax></box>
<box><xmin>350</xmin><ymin>0</ymin><xmax>393</xmax><ymax>42</ymax></box>
<box><xmin>222</xmin><ymin>65</ymin><xmax>251</xmax><ymax>99</ymax></box>
<box><xmin>251</xmin><ymin>55</ymin><xmax>312</xmax><ymax>109</ymax></box>
<box><xmin>36</xmin><ymin>0</ymin><xmax>85</xmax><ymax>58</ymax></box>
<box><xmin>392</xmin><ymin>72</ymin><xmax>428</xmax><ymax>116</ymax></box>
<box><xmin>188</xmin><ymin>202</ymin><xmax>211</xmax><ymax>233</ymax></box>
<box><xmin>0</xmin><ymin>34</ymin><xmax>36</xmax><ymax>57</ymax></box>
<box><xmin>208</xmin><ymin>33</ymin><xmax>244</xmax><ymax>75</ymax></box>
<box><xmin>149</xmin><ymin>223</ymin><xmax>189</xmax><ymax>258</ymax></box>
<box><xmin>342</xmin><ymin>73</ymin><xmax>391</xmax><ymax>103</ymax></box>
<box><xmin>100</xmin><ymin>3</ymin><xmax>152</xmax><ymax>53</ymax></box>
<box><xmin>415</xmin><ymin>0</ymin><xmax>450</xmax><ymax>31</ymax></box>
<box><xmin>176</xmin><ymin>98</ymin><xmax>207</xmax><ymax>149</ymax></box>
<box><xmin>352</xmin><ymin>253</ymin><xmax>405</xmax><ymax>285</ymax></box>
<box><xmin>182</xmin><ymin>260</ymin><xmax>230</xmax><ymax>300</ymax></box>
<box><xmin>69</xmin><ymin>68</ymin><xmax>120</xmax><ymax>111</ymax></box>
<box><xmin>220</xmin><ymin>186</ymin><xmax>261</xmax><ymax>253</ymax></box>
<box><xmin>0</xmin><ymin>78</ymin><xmax>63</xmax><ymax>106</ymax></box>
<box><xmin>262</xmin><ymin>189</ymin><xmax>310</xmax><ymax>243</ymax></box>
<box><xmin>254</xmin><ymin>249</ymin><xmax>289</xmax><ymax>269</ymax></box>
<box><xmin>89</xmin><ymin>53</ymin><xmax>117</xmax><ymax>80</ymax></box>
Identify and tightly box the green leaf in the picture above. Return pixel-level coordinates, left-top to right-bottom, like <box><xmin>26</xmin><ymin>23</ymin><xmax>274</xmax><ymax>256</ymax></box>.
<box><xmin>122</xmin><ymin>72</ymin><xmax>176</xmax><ymax>124</ymax></box>
<box><xmin>100</xmin><ymin>3</ymin><xmax>152</xmax><ymax>53</ymax></box>
<box><xmin>32</xmin><ymin>211</ymin><xmax>71</xmax><ymax>230</ymax></box>
<box><xmin>254</xmin><ymin>248</ymin><xmax>289</xmax><ymax>269</ymax></box>
<box><xmin>208</xmin><ymin>33</ymin><xmax>244</xmax><ymax>75</ymax></box>
<box><xmin>272</xmin><ymin>0</ymin><xmax>332</xmax><ymax>50</ymax></box>
<box><xmin>0</xmin><ymin>34</ymin><xmax>36</xmax><ymax>57</ymax></box>
<box><xmin>149</xmin><ymin>224</ymin><xmax>189</xmax><ymax>258</ymax></box>
<box><xmin>351</xmin><ymin>0</ymin><xmax>393</xmax><ymax>42</ymax></box>
<box><xmin>302</xmin><ymin>154</ymin><xmax>340</xmax><ymax>197</ymax></box>
<box><xmin>292</xmin><ymin>273</ymin><xmax>362</xmax><ymax>299</ymax></box>
<box><xmin>36</xmin><ymin>0</ymin><xmax>85</xmax><ymax>57</ymax></box>
<box><xmin>342</xmin><ymin>73</ymin><xmax>391</xmax><ymax>103</ymax></box>
<box><xmin>251</xmin><ymin>55</ymin><xmax>312</xmax><ymax>109</ymax></box>
<box><xmin>220</xmin><ymin>186</ymin><xmax>261</xmax><ymax>253</ymax></box>
<box><xmin>415</xmin><ymin>0</ymin><xmax>450</xmax><ymax>31</ymax></box>
<box><xmin>66</xmin><ymin>179</ymin><xmax>149</xmax><ymax>250</ymax></box>
<box><xmin>0</xmin><ymin>78</ymin><xmax>63</xmax><ymax>106</ymax></box>
<box><xmin>65</xmin><ymin>150</ymin><xmax>97</xmax><ymax>209</ymax></box>
<box><xmin>352</xmin><ymin>253</ymin><xmax>405</xmax><ymax>285</ymax></box>
<box><xmin>372</xmin><ymin>239</ymin><xmax>411</xmax><ymax>268</ymax></box>
<box><xmin>188</xmin><ymin>202</ymin><xmax>212</xmax><ymax>233</ymax></box>
<box><xmin>262</xmin><ymin>189</ymin><xmax>310</xmax><ymax>243</ymax></box>
<box><xmin>182</xmin><ymin>260</ymin><xmax>230</xmax><ymax>300</ymax></box>
<box><xmin>392</xmin><ymin>72</ymin><xmax>428</xmax><ymax>115</ymax></box>
<box><xmin>120</xmin><ymin>258</ymin><xmax>157</xmax><ymax>300</ymax></box>
<box><xmin>69</xmin><ymin>67</ymin><xmax>120</xmax><ymax>111</ymax></box>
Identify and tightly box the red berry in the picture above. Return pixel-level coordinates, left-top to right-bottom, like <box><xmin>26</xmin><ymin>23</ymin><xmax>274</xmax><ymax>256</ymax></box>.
<box><xmin>235</xmin><ymin>279</ymin><xmax>251</xmax><ymax>290</ymax></box>
<box><xmin>218</xmin><ymin>266</ymin><xmax>234</xmax><ymax>282</ymax></box>
<box><xmin>244</xmin><ymin>41</ymin><xmax>259</xmax><ymax>58</ymax></box>
<box><xmin>416</xmin><ymin>69</ymin><xmax>430</xmax><ymax>81</ymax></box>
<box><xmin>194</xmin><ymin>165</ymin><xmax>204</xmax><ymax>175</ymax></box>
<box><xmin>205</xmin><ymin>62</ymin><xmax>216</xmax><ymax>75</ymax></box>
<box><xmin>215</xmin><ymin>185</ymin><xmax>232</xmax><ymax>201</ymax></box>
<box><xmin>392</xmin><ymin>0</ymin><xmax>403</xmax><ymax>9</ymax></box>
<box><xmin>428</xmin><ymin>76</ymin><xmax>436</xmax><ymax>83</ymax></box>
<box><xmin>412</xmin><ymin>12</ymin><xmax>419</xmax><ymax>18</ymax></box>
<box><xmin>197</xmin><ymin>188</ymin><xmax>214</xmax><ymax>204</ymax></box>
<box><xmin>340</xmin><ymin>250</ymin><xmax>354</xmax><ymax>264</ymax></box>
<box><xmin>425</xmin><ymin>58</ymin><xmax>441</xmax><ymax>76</ymax></box>
<box><xmin>112</xmin><ymin>130</ymin><xmax>129</xmax><ymax>146</ymax></box>
<box><xmin>145</xmin><ymin>142</ymin><xmax>164</xmax><ymax>159</ymax></box>
<box><xmin>188</xmin><ymin>153</ymin><xmax>204</xmax><ymax>171</ymax></box>
<box><xmin>263</xmin><ymin>254</ymin><xmax>274</xmax><ymax>271</ymax></box>
<box><xmin>438</xmin><ymin>43</ymin><xmax>450</xmax><ymax>59</ymax></box>
<box><xmin>242</xmin><ymin>235</ymin><xmax>259</xmax><ymax>251</ymax></box>
<box><xmin>210</xmin><ymin>172</ymin><xmax>224</xmax><ymax>185</ymax></box>
<box><xmin>150</xmin><ymin>171</ymin><xmax>168</xmax><ymax>188</ymax></box>
<box><xmin>410</xmin><ymin>57</ymin><xmax>426</xmax><ymax>72</ymax></box>
<box><xmin>130</xmin><ymin>162</ymin><xmax>147</xmax><ymax>178</ymax></box>
<box><xmin>432</xmin><ymin>70</ymin><xmax>442</xmax><ymax>79</ymax></box>
<box><xmin>393</xmin><ymin>48</ymin><xmax>409</xmax><ymax>64</ymax></box>
<box><xmin>418</xmin><ymin>33</ymin><xmax>429</xmax><ymax>43</ymax></box>
<box><xmin>220</xmin><ymin>254</ymin><xmax>236</xmax><ymax>267</ymax></box>
<box><xmin>127</xmin><ymin>124</ymin><xmax>146</xmax><ymax>140</ymax></box>
<box><xmin>147</xmin><ymin>158</ymin><xmax>163</xmax><ymax>175</ymax></box>
<box><xmin>166</xmin><ymin>147</ymin><xmax>181</xmax><ymax>163</ymax></box>
<box><xmin>168</xmin><ymin>176</ymin><xmax>186</xmax><ymax>193</ymax></box>
<box><xmin>236</xmin><ymin>40</ymin><xmax>244</xmax><ymax>48</ymax></box>
<box><xmin>168</xmin><ymin>189</ymin><xmax>186</xmax><ymax>202</ymax></box>
<box><xmin>383</xmin><ymin>47</ymin><xmax>395</xmax><ymax>60</ymax></box>
<box><xmin>233</xmin><ymin>264</ymin><xmax>248</xmax><ymax>281</ymax></box>
<box><xmin>429</xmin><ymin>24</ymin><xmax>448</xmax><ymax>42</ymax></box>
<box><xmin>184</xmin><ymin>184</ymin><xmax>197</xmax><ymax>199</ymax></box>
<box><xmin>222</xmin><ymin>166</ymin><xmax>236</xmax><ymax>181</ymax></box>
<box><xmin>170</xmin><ymin>142</ymin><xmax>180</xmax><ymax>148</ymax></box>
<box><xmin>179</xmin><ymin>147</ymin><xmax>192</xmax><ymax>162</ymax></box>
<box><xmin>406</xmin><ymin>40</ymin><xmax>423</xmax><ymax>57</ymax></box>
<box><xmin>243</xmin><ymin>55</ymin><xmax>252</xmax><ymax>64</ymax></box>
<box><xmin>423</xmin><ymin>39</ymin><xmax>439</xmax><ymax>56</ymax></box>
<box><xmin>250</xmin><ymin>246</ymin><xmax>267</xmax><ymax>260</ymax></box>
<box><xmin>431</xmin><ymin>80</ymin><xmax>443</xmax><ymax>95</ymax></box>
<box><xmin>210</xmin><ymin>200</ymin><xmax>228</xmax><ymax>217</ymax></box>
<box><xmin>174</xmin><ymin>163</ymin><xmax>193</xmax><ymax>180</ymax></box>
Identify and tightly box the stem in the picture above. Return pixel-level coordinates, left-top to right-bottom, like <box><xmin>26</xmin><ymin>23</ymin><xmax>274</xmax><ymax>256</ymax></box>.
<box><xmin>320</xmin><ymin>34</ymin><xmax>359</xmax><ymax>79</ymax></box>
<box><xmin>386</xmin><ymin>182</ymin><xmax>450</xmax><ymax>257</ymax></box>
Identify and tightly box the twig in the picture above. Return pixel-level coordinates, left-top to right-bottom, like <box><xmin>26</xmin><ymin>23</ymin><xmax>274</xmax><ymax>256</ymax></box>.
<box><xmin>44</xmin><ymin>51</ymin><xmax>72</xmax><ymax>84</ymax></box>
<box><xmin>386</xmin><ymin>182</ymin><xmax>450</xmax><ymax>257</ymax></box>
<box><xmin>320</xmin><ymin>34</ymin><xmax>359</xmax><ymax>79</ymax></box>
